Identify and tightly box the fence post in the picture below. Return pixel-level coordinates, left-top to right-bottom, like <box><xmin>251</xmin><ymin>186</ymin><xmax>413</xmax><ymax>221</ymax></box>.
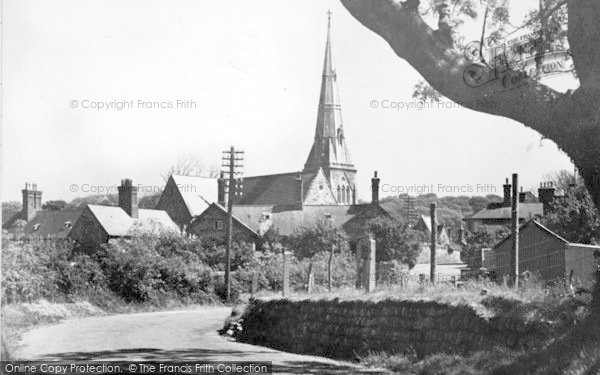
<box><xmin>328</xmin><ymin>244</ymin><xmax>334</xmax><ymax>292</ymax></box>
<box><xmin>430</xmin><ymin>203</ymin><xmax>437</xmax><ymax>284</ymax></box>
<box><xmin>282</xmin><ymin>249</ymin><xmax>290</xmax><ymax>297</ymax></box>
<box><xmin>365</xmin><ymin>234</ymin><xmax>376</xmax><ymax>293</ymax></box>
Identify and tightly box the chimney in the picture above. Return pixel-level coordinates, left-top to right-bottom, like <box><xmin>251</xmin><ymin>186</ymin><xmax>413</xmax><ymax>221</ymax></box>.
<box><xmin>538</xmin><ymin>181</ymin><xmax>556</xmax><ymax>215</ymax></box>
<box><xmin>296</xmin><ymin>173</ymin><xmax>304</xmax><ymax>209</ymax></box>
<box><xmin>503</xmin><ymin>178</ymin><xmax>511</xmax><ymax>206</ymax></box>
<box><xmin>118</xmin><ymin>179</ymin><xmax>138</xmax><ymax>218</ymax></box>
<box><xmin>371</xmin><ymin>171</ymin><xmax>380</xmax><ymax>204</ymax></box>
<box><xmin>519</xmin><ymin>187</ymin><xmax>526</xmax><ymax>203</ymax></box>
<box><xmin>217</xmin><ymin>171</ymin><xmax>227</xmax><ymax>207</ymax></box>
<box><xmin>22</xmin><ymin>182</ymin><xmax>43</xmax><ymax>221</ymax></box>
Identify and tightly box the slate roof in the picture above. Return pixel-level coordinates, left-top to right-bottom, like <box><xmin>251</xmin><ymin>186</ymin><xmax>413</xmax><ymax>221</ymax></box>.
<box><xmin>493</xmin><ymin>220</ymin><xmax>569</xmax><ymax>251</ymax></box>
<box><xmin>87</xmin><ymin>205</ymin><xmax>179</xmax><ymax>237</ymax></box>
<box><xmin>199</xmin><ymin>203</ymin><xmax>260</xmax><ymax>236</ymax></box>
<box><xmin>4</xmin><ymin>209</ymin><xmax>84</xmax><ymax>239</ymax></box>
<box><xmin>236</xmin><ymin>172</ymin><xmax>307</xmax><ymax>205</ymax></box>
<box><xmin>170</xmin><ymin>175</ymin><xmax>218</xmax><ymax>216</ymax></box>
<box><xmin>223</xmin><ymin>203</ymin><xmax>390</xmax><ymax>238</ymax></box>
<box><xmin>465</xmin><ymin>203</ymin><xmax>543</xmax><ymax>221</ymax></box>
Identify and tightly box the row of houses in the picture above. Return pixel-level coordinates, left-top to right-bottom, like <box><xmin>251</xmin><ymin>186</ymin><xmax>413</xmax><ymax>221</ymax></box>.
<box><xmin>3</xmin><ymin>20</ymin><xmax>396</xmax><ymax>252</ymax></box>
<box><xmin>462</xmin><ymin>178</ymin><xmax>600</xmax><ymax>285</ymax></box>
<box><xmin>4</xmin><ymin>13</ymin><xmax>597</xmax><ymax>285</ymax></box>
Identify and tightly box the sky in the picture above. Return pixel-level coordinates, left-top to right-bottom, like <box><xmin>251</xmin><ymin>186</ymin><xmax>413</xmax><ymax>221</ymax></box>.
<box><xmin>1</xmin><ymin>0</ymin><xmax>578</xmax><ymax>203</ymax></box>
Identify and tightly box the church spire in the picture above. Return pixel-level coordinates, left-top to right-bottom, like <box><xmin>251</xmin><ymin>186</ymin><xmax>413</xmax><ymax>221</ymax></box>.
<box><xmin>303</xmin><ymin>11</ymin><xmax>355</xmax><ymax>173</ymax></box>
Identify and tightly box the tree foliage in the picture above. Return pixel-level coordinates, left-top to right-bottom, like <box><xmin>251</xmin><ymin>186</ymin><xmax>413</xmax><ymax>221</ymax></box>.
<box><xmin>42</xmin><ymin>200</ymin><xmax>67</xmax><ymax>211</ymax></box>
<box><xmin>462</xmin><ymin>225</ymin><xmax>510</xmax><ymax>269</ymax></box>
<box><xmin>287</xmin><ymin>220</ymin><xmax>349</xmax><ymax>260</ymax></box>
<box><xmin>366</xmin><ymin>216</ymin><xmax>424</xmax><ymax>268</ymax></box>
<box><xmin>341</xmin><ymin>0</ymin><xmax>600</xmax><ymax>215</ymax></box>
<box><xmin>541</xmin><ymin>171</ymin><xmax>600</xmax><ymax>244</ymax></box>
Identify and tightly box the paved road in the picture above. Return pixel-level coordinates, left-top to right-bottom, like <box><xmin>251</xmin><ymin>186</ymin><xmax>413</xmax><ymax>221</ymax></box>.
<box><xmin>13</xmin><ymin>307</ymin><xmax>383</xmax><ymax>374</ymax></box>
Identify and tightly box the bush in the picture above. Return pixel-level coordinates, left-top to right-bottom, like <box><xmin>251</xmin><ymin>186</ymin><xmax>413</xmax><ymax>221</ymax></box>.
<box><xmin>102</xmin><ymin>231</ymin><xmax>217</xmax><ymax>303</ymax></box>
<box><xmin>2</xmin><ymin>229</ymin><xmax>224</xmax><ymax>306</ymax></box>
<box><xmin>299</xmin><ymin>250</ymin><xmax>357</xmax><ymax>289</ymax></box>
<box><xmin>1</xmin><ymin>240</ymin><xmax>71</xmax><ymax>303</ymax></box>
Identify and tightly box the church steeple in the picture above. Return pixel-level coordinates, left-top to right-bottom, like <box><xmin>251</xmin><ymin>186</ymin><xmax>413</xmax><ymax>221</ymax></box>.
<box><xmin>303</xmin><ymin>11</ymin><xmax>355</xmax><ymax>174</ymax></box>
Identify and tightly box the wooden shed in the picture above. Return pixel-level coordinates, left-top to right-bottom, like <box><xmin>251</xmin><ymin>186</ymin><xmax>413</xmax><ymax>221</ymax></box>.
<box><xmin>493</xmin><ymin>220</ymin><xmax>600</xmax><ymax>284</ymax></box>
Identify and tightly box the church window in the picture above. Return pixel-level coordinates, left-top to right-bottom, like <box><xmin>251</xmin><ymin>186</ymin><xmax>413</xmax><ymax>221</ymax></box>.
<box><xmin>337</xmin><ymin>186</ymin><xmax>341</xmax><ymax>202</ymax></box>
<box><xmin>342</xmin><ymin>186</ymin><xmax>346</xmax><ymax>203</ymax></box>
<box><xmin>346</xmin><ymin>186</ymin><xmax>350</xmax><ymax>203</ymax></box>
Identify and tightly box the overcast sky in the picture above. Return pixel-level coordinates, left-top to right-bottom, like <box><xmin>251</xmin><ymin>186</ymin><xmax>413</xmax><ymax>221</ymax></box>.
<box><xmin>2</xmin><ymin>0</ymin><xmax>578</xmax><ymax>203</ymax></box>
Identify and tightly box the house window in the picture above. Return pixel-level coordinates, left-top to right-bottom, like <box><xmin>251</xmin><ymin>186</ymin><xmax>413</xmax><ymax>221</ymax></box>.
<box><xmin>215</xmin><ymin>220</ymin><xmax>224</xmax><ymax>230</ymax></box>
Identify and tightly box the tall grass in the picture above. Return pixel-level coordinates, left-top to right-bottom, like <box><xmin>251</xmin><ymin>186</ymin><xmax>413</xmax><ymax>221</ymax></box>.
<box><xmin>255</xmin><ymin>276</ymin><xmax>591</xmax><ymax>324</ymax></box>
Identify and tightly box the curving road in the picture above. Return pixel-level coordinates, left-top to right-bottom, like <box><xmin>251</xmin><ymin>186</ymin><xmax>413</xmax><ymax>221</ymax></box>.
<box><xmin>13</xmin><ymin>307</ymin><xmax>384</xmax><ymax>374</ymax></box>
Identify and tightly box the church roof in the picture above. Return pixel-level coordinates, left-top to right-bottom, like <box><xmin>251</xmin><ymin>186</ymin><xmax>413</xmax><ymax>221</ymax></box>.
<box><xmin>235</xmin><ymin>172</ymin><xmax>307</xmax><ymax>205</ymax></box>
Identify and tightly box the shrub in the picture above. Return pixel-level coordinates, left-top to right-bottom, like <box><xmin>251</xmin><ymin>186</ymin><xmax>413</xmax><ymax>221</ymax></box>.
<box><xmin>299</xmin><ymin>250</ymin><xmax>357</xmax><ymax>289</ymax></box>
<box><xmin>1</xmin><ymin>240</ymin><xmax>71</xmax><ymax>303</ymax></box>
<box><xmin>102</xmin><ymin>230</ymin><xmax>217</xmax><ymax>303</ymax></box>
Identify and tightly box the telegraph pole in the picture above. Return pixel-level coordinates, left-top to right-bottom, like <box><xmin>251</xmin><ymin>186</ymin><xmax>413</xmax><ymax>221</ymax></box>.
<box><xmin>404</xmin><ymin>195</ymin><xmax>416</xmax><ymax>226</ymax></box>
<box><xmin>511</xmin><ymin>173</ymin><xmax>519</xmax><ymax>288</ymax></box>
<box><xmin>222</xmin><ymin>146</ymin><xmax>244</xmax><ymax>301</ymax></box>
<box><xmin>430</xmin><ymin>203</ymin><xmax>437</xmax><ymax>284</ymax></box>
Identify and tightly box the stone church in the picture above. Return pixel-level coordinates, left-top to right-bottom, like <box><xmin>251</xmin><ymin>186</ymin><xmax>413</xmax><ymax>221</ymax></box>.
<box><xmin>226</xmin><ymin>14</ymin><xmax>357</xmax><ymax>208</ymax></box>
<box><xmin>185</xmin><ymin>15</ymin><xmax>391</xmax><ymax>243</ymax></box>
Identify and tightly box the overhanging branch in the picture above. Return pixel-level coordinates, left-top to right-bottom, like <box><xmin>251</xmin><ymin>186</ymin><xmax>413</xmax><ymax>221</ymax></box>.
<box><xmin>340</xmin><ymin>0</ymin><xmax>575</xmax><ymax>141</ymax></box>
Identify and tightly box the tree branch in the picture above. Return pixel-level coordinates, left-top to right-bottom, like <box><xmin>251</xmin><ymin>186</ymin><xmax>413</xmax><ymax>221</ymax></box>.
<box><xmin>340</xmin><ymin>0</ymin><xmax>576</xmax><ymax>142</ymax></box>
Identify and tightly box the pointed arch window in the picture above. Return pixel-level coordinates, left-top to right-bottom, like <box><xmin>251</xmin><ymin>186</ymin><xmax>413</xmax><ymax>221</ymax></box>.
<box><xmin>337</xmin><ymin>186</ymin><xmax>341</xmax><ymax>202</ymax></box>
<box><xmin>346</xmin><ymin>186</ymin><xmax>350</xmax><ymax>204</ymax></box>
<box><xmin>342</xmin><ymin>186</ymin><xmax>346</xmax><ymax>203</ymax></box>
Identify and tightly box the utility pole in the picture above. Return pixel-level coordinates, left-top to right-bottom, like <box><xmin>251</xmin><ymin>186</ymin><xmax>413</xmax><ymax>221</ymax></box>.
<box><xmin>404</xmin><ymin>195</ymin><xmax>416</xmax><ymax>226</ymax></box>
<box><xmin>430</xmin><ymin>203</ymin><xmax>437</xmax><ymax>284</ymax></box>
<box><xmin>221</xmin><ymin>146</ymin><xmax>244</xmax><ymax>301</ymax></box>
<box><xmin>511</xmin><ymin>173</ymin><xmax>519</xmax><ymax>288</ymax></box>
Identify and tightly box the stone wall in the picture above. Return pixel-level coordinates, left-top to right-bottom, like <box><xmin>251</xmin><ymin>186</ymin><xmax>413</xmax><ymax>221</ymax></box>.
<box><xmin>240</xmin><ymin>298</ymin><xmax>550</xmax><ymax>359</ymax></box>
